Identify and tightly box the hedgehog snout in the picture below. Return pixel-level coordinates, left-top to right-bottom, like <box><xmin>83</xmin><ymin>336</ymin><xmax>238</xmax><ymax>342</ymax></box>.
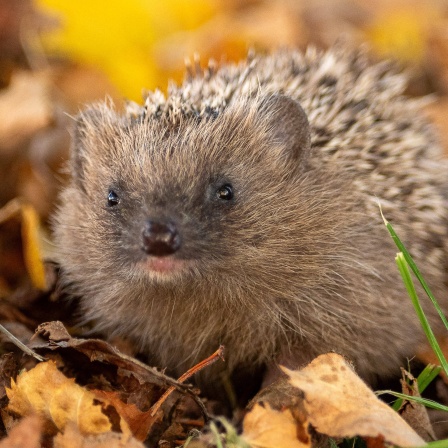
<box><xmin>141</xmin><ymin>219</ymin><xmax>182</xmax><ymax>257</ymax></box>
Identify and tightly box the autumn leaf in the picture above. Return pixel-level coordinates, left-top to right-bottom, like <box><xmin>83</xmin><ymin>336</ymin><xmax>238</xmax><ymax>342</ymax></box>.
<box><xmin>365</xmin><ymin>4</ymin><xmax>438</xmax><ymax>62</ymax></box>
<box><xmin>21</xmin><ymin>203</ymin><xmax>47</xmax><ymax>290</ymax></box>
<box><xmin>242</xmin><ymin>403</ymin><xmax>310</xmax><ymax>448</ymax></box>
<box><xmin>0</xmin><ymin>415</ymin><xmax>42</xmax><ymax>448</ymax></box>
<box><xmin>0</xmin><ymin>199</ymin><xmax>47</xmax><ymax>290</ymax></box>
<box><xmin>284</xmin><ymin>353</ymin><xmax>425</xmax><ymax>447</ymax></box>
<box><xmin>36</xmin><ymin>0</ymin><xmax>218</xmax><ymax>100</ymax></box>
<box><xmin>92</xmin><ymin>390</ymin><xmax>161</xmax><ymax>442</ymax></box>
<box><xmin>0</xmin><ymin>71</ymin><xmax>52</xmax><ymax>152</ymax></box>
<box><xmin>4</xmin><ymin>361</ymin><xmax>120</xmax><ymax>436</ymax></box>
<box><xmin>54</xmin><ymin>423</ymin><xmax>145</xmax><ymax>448</ymax></box>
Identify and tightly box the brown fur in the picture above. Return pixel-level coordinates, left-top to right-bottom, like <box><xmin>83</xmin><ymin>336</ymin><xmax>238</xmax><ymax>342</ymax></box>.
<box><xmin>53</xmin><ymin>46</ymin><xmax>448</xmax><ymax>396</ymax></box>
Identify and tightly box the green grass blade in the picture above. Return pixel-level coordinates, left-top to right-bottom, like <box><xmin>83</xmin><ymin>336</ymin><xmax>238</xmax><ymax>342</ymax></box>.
<box><xmin>417</xmin><ymin>364</ymin><xmax>443</xmax><ymax>393</ymax></box>
<box><xmin>420</xmin><ymin>440</ymin><xmax>448</xmax><ymax>448</ymax></box>
<box><xmin>381</xmin><ymin>210</ymin><xmax>448</xmax><ymax>330</ymax></box>
<box><xmin>377</xmin><ymin>390</ymin><xmax>448</xmax><ymax>412</ymax></box>
<box><xmin>209</xmin><ymin>422</ymin><xmax>224</xmax><ymax>448</ymax></box>
<box><xmin>395</xmin><ymin>253</ymin><xmax>448</xmax><ymax>376</ymax></box>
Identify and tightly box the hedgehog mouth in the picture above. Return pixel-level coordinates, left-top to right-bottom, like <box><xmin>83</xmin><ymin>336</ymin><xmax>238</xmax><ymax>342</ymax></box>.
<box><xmin>139</xmin><ymin>256</ymin><xmax>189</xmax><ymax>278</ymax></box>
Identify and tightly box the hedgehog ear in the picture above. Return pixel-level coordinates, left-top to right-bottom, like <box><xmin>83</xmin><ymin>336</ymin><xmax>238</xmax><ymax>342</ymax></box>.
<box><xmin>258</xmin><ymin>94</ymin><xmax>311</xmax><ymax>165</ymax></box>
<box><xmin>70</xmin><ymin>107</ymin><xmax>118</xmax><ymax>191</ymax></box>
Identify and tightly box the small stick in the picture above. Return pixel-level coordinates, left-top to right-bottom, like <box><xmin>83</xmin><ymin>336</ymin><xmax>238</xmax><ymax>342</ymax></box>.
<box><xmin>150</xmin><ymin>345</ymin><xmax>225</xmax><ymax>417</ymax></box>
<box><xmin>186</xmin><ymin>389</ymin><xmax>211</xmax><ymax>423</ymax></box>
<box><xmin>0</xmin><ymin>324</ymin><xmax>45</xmax><ymax>362</ymax></box>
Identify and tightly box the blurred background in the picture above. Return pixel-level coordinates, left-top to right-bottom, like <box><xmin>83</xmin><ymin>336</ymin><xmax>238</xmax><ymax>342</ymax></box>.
<box><xmin>1</xmin><ymin>0</ymin><xmax>448</xmax><ymax>294</ymax></box>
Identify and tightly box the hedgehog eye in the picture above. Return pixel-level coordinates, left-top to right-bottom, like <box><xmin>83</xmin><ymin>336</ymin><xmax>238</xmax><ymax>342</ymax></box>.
<box><xmin>107</xmin><ymin>190</ymin><xmax>120</xmax><ymax>206</ymax></box>
<box><xmin>216</xmin><ymin>184</ymin><xmax>234</xmax><ymax>201</ymax></box>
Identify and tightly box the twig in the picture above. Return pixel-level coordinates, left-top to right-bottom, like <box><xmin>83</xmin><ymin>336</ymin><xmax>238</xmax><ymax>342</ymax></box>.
<box><xmin>186</xmin><ymin>389</ymin><xmax>211</xmax><ymax>423</ymax></box>
<box><xmin>150</xmin><ymin>345</ymin><xmax>225</xmax><ymax>418</ymax></box>
<box><xmin>0</xmin><ymin>324</ymin><xmax>45</xmax><ymax>362</ymax></box>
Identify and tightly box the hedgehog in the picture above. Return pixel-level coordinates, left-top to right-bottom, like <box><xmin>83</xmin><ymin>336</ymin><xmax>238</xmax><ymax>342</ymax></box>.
<box><xmin>53</xmin><ymin>45</ymin><xmax>448</xmax><ymax>399</ymax></box>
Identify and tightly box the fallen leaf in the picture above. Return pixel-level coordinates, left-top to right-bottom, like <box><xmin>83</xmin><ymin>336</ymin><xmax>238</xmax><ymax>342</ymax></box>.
<box><xmin>242</xmin><ymin>403</ymin><xmax>310</xmax><ymax>448</ymax></box>
<box><xmin>0</xmin><ymin>71</ymin><xmax>52</xmax><ymax>153</ymax></box>
<box><xmin>5</xmin><ymin>361</ymin><xmax>114</xmax><ymax>436</ymax></box>
<box><xmin>284</xmin><ymin>353</ymin><xmax>425</xmax><ymax>447</ymax></box>
<box><xmin>365</xmin><ymin>5</ymin><xmax>435</xmax><ymax>62</ymax></box>
<box><xmin>34</xmin><ymin>321</ymin><xmax>71</xmax><ymax>342</ymax></box>
<box><xmin>0</xmin><ymin>354</ymin><xmax>18</xmax><ymax>405</ymax></box>
<box><xmin>0</xmin><ymin>0</ymin><xmax>49</xmax><ymax>88</ymax></box>
<box><xmin>20</xmin><ymin>203</ymin><xmax>46</xmax><ymax>290</ymax></box>
<box><xmin>398</xmin><ymin>370</ymin><xmax>436</xmax><ymax>442</ymax></box>
<box><xmin>36</xmin><ymin>0</ymin><xmax>218</xmax><ymax>100</ymax></box>
<box><xmin>33</xmin><ymin>323</ymin><xmax>189</xmax><ymax>392</ymax></box>
<box><xmin>32</xmin><ymin>322</ymin><xmax>208</xmax><ymax>445</ymax></box>
<box><xmin>92</xmin><ymin>390</ymin><xmax>162</xmax><ymax>442</ymax></box>
<box><xmin>54</xmin><ymin>423</ymin><xmax>145</xmax><ymax>448</ymax></box>
<box><xmin>0</xmin><ymin>415</ymin><xmax>42</xmax><ymax>448</ymax></box>
<box><xmin>0</xmin><ymin>199</ymin><xmax>47</xmax><ymax>291</ymax></box>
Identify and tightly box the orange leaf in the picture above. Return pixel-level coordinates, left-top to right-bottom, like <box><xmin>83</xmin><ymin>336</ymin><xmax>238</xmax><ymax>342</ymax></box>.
<box><xmin>21</xmin><ymin>203</ymin><xmax>47</xmax><ymax>290</ymax></box>
<box><xmin>92</xmin><ymin>390</ymin><xmax>162</xmax><ymax>442</ymax></box>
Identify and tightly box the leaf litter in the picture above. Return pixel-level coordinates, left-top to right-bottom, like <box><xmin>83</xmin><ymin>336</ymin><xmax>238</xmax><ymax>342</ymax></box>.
<box><xmin>1</xmin><ymin>0</ymin><xmax>448</xmax><ymax>446</ymax></box>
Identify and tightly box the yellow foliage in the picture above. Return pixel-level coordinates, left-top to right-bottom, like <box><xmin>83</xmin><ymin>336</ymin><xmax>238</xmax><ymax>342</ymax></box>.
<box><xmin>36</xmin><ymin>0</ymin><xmax>218</xmax><ymax>100</ymax></box>
<box><xmin>21</xmin><ymin>203</ymin><xmax>47</xmax><ymax>290</ymax></box>
<box><xmin>6</xmin><ymin>361</ymin><xmax>115</xmax><ymax>435</ymax></box>
<box><xmin>366</xmin><ymin>6</ymin><xmax>437</xmax><ymax>62</ymax></box>
<box><xmin>243</xmin><ymin>403</ymin><xmax>309</xmax><ymax>448</ymax></box>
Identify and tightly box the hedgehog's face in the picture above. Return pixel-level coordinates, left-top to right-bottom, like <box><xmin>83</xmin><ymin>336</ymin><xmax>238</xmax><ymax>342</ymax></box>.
<box><xmin>66</xmin><ymin>94</ymin><xmax>311</xmax><ymax>284</ymax></box>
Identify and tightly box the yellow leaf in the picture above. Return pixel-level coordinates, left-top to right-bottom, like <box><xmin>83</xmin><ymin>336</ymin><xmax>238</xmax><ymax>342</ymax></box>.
<box><xmin>6</xmin><ymin>361</ymin><xmax>113</xmax><ymax>435</ymax></box>
<box><xmin>242</xmin><ymin>403</ymin><xmax>310</xmax><ymax>448</ymax></box>
<box><xmin>21</xmin><ymin>204</ymin><xmax>47</xmax><ymax>290</ymax></box>
<box><xmin>36</xmin><ymin>0</ymin><xmax>218</xmax><ymax>100</ymax></box>
<box><xmin>366</xmin><ymin>6</ymin><xmax>437</xmax><ymax>62</ymax></box>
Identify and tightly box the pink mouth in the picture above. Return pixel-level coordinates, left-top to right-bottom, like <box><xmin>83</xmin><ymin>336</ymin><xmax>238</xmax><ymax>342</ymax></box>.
<box><xmin>142</xmin><ymin>257</ymin><xmax>186</xmax><ymax>275</ymax></box>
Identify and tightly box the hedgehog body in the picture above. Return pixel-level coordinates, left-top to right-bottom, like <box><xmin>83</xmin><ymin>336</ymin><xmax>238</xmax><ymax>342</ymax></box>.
<box><xmin>54</xmin><ymin>46</ymin><xmax>448</xmax><ymax>395</ymax></box>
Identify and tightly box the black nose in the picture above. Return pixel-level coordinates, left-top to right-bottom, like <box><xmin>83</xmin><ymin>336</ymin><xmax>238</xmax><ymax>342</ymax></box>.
<box><xmin>141</xmin><ymin>220</ymin><xmax>181</xmax><ymax>256</ymax></box>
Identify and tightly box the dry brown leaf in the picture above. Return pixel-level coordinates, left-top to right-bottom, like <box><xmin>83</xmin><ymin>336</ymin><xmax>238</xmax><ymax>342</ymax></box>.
<box><xmin>54</xmin><ymin>423</ymin><xmax>145</xmax><ymax>448</ymax></box>
<box><xmin>92</xmin><ymin>389</ymin><xmax>162</xmax><ymax>442</ymax></box>
<box><xmin>242</xmin><ymin>402</ymin><xmax>310</xmax><ymax>448</ymax></box>
<box><xmin>0</xmin><ymin>71</ymin><xmax>52</xmax><ymax>153</ymax></box>
<box><xmin>399</xmin><ymin>370</ymin><xmax>436</xmax><ymax>442</ymax></box>
<box><xmin>0</xmin><ymin>414</ymin><xmax>42</xmax><ymax>448</ymax></box>
<box><xmin>34</xmin><ymin>321</ymin><xmax>71</xmax><ymax>342</ymax></box>
<box><xmin>5</xmin><ymin>361</ymin><xmax>115</xmax><ymax>436</ymax></box>
<box><xmin>33</xmin><ymin>324</ymin><xmax>187</xmax><ymax>392</ymax></box>
<box><xmin>284</xmin><ymin>353</ymin><xmax>425</xmax><ymax>447</ymax></box>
